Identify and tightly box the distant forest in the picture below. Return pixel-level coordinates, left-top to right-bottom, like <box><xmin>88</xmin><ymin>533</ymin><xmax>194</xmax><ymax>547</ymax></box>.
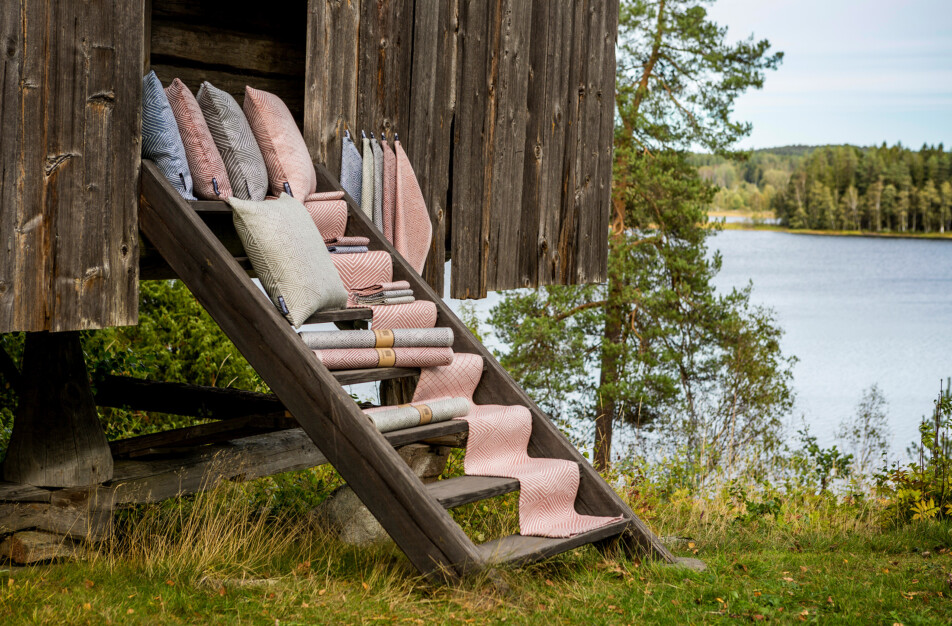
<box><xmin>691</xmin><ymin>144</ymin><xmax>952</xmax><ymax>233</ymax></box>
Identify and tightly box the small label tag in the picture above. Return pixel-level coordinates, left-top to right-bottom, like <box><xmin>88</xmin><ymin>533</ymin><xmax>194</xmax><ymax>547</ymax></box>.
<box><xmin>373</xmin><ymin>329</ymin><xmax>395</xmax><ymax>348</ymax></box>
<box><xmin>212</xmin><ymin>177</ymin><xmax>220</xmax><ymax>196</ymax></box>
<box><xmin>415</xmin><ymin>404</ymin><xmax>433</xmax><ymax>425</ymax></box>
<box><xmin>375</xmin><ymin>348</ymin><xmax>396</xmax><ymax>367</ymax></box>
<box><xmin>277</xmin><ymin>296</ymin><xmax>289</xmax><ymax>315</ymax></box>
<box><xmin>283</xmin><ymin>182</ymin><xmax>293</xmax><ymax>197</ymax></box>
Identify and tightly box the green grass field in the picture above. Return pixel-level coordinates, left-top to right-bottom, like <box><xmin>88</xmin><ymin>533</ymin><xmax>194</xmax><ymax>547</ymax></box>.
<box><xmin>3</xmin><ymin>474</ymin><xmax>951</xmax><ymax>624</ymax></box>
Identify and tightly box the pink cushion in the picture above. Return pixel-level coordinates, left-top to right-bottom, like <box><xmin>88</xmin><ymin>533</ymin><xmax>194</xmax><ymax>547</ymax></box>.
<box><xmin>243</xmin><ymin>86</ymin><xmax>317</xmax><ymax>199</ymax></box>
<box><xmin>164</xmin><ymin>79</ymin><xmax>233</xmax><ymax>200</ymax></box>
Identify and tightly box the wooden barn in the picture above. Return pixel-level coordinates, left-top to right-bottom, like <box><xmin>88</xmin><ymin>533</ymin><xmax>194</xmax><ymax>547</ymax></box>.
<box><xmin>0</xmin><ymin>0</ymin><xmax>689</xmax><ymax>578</ymax></box>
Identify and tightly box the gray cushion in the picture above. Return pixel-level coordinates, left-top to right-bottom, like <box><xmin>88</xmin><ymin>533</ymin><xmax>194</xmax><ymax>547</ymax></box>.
<box><xmin>142</xmin><ymin>71</ymin><xmax>195</xmax><ymax>200</ymax></box>
<box><xmin>226</xmin><ymin>193</ymin><xmax>349</xmax><ymax>327</ymax></box>
<box><xmin>197</xmin><ymin>82</ymin><xmax>268</xmax><ymax>201</ymax></box>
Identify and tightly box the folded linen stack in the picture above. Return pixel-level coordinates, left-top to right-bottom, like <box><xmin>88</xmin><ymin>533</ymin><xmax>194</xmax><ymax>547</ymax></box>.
<box><xmin>347</xmin><ymin>279</ymin><xmax>415</xmax><ymax>306</ymax></box>
<box><xmin>325</xmin><ymin>235</ymin><xmax>370</xmax><ymax>254</ymax></box>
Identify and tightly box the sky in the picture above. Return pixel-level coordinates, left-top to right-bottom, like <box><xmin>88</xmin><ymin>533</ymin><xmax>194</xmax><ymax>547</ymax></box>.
<box><xmin>705</xmin><ymin>0</ymin><xmax>952</xmax><ymax>149</ymax></box>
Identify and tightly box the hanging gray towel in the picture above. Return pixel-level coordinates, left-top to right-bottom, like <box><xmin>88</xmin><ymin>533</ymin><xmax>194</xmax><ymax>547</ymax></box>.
<box><xmin>371</xmin><ymin>135</ymin><xmax>384</xmax><ymax>231</ymax></box>
<box><xmin>360</xmin><ymin>132</ymin><xmax>375</xmax><ymax>220</ymax></box>
<box><xmin>340</xmin><ymin>130</ymin><xmax>363</xmax><ymax>205</ymax></box>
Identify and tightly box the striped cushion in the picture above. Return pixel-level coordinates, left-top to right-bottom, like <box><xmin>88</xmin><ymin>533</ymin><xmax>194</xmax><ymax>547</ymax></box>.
<box><xmin>243</xmin><ymin>86</ymin><xmax>317</xmax><ymax>199</ymax></box>
<box><xmin>142</xmin><ymin>71</ymin><xmax>195</xmax><ymax>200</ymax></box>
<box><xmin>165</xmin><ymin>79</ymin><xmax>233</xmax><ymax>200</ymax></box>
<box><xmin>227</xmin><ymin>194</ymin><xmax>349</xmax><ymax>327</ymax></box>
<box><xmin>197</xmin><ymin>82</ymin><xmax>268</xmax><ymax>201</ymax></box>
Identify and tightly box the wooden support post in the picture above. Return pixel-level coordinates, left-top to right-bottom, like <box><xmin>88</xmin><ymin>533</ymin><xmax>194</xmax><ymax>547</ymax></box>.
<box><xmin>2</xmin><ymin>332</ymin><xmax>113</xmax><ymax>487</ymax></box>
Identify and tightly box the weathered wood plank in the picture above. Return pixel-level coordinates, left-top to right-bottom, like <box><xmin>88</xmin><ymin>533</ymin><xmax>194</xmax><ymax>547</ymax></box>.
<box><xmin>0</xmin><ymin>0</ymin><xmax>141</xmax><ymax>333</ymax></box>
<box><xmin>357</xmin><ymin>0</ymin><xmax>413</xmax><ymax>137</ymax></box>
<box><xmin>427</xmin><ymin>475</ymin><xmax>519</xmax><ymax>509</ymax></box>
<box><xmin>139</xmin><ymin>160</ymin><xmax>481</xmax><ymax>579</ymax></box>
<box><xmin>0</xmin><ymin>502</ymin><xmax>111</xmax><ymax>541</ymax></box>
<box><xmin>304</xmin><ymin>0</ymin><xmax>360</xmax><ymax>178</ymax></box>
<box><xmin>0</xmin><ymin>530</ymin><xmax>78</xmax><ymax>564</ymax></box>
<box><xmin>408</xmin><ymin>0</ymin><xmax>459</xmax><ymax>293</ymax></box>
<box><xmin>315</xmin><ymin>162</ymin><xmax>674</xmax><ymax>563</ymax></box>
<box><xmin>478</xmin><ymin>519</ymin><xmax>629</xmax><ymax>566</ymax></box>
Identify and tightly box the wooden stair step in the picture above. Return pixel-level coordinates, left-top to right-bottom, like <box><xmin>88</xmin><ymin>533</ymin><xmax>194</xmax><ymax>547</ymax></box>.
<box><xmin>477</xmin><ymin>519</ymin><xmax>630</xmax><ymax>567</ymax></box>
<box><xmin>426</xmin><ymin>475</ymin><xmax>520</xmax><ymax>509</ymax></box>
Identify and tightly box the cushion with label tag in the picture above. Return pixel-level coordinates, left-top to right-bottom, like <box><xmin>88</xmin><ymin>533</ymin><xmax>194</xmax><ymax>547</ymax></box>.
<box><xmin>142</xmin><ymin>71</ymin><xmax>195</xmax><ymax>200</ymax></box>
<box><xmin>243</xmin><ymin>86</ymin><xmax>317</xmax><ymax>199</ymax></box>
<box><xmin>226</xmin><ymin>194</ymin><xmax>349</xmax><ymax>327</ymax></box>
<box><xmin>165</xmin><ymin>79</ymin><xmax>233</xmax><ymax>200</ymax></box>
<box><xmin>197</xmin><ymin>81</ymin><xmax>268</xmax><ymax>201</ymax></box>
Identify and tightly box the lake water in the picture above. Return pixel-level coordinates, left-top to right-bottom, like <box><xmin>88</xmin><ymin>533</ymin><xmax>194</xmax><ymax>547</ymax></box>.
<box><xmin>709</xmin><ymin>230</ymin><xmax>952</xmax><ymax>456</ymax></box>
<box><xmin>445</xmin><ymin>231</ymin><xmax>952</xmax><ymax>458</ymax></box>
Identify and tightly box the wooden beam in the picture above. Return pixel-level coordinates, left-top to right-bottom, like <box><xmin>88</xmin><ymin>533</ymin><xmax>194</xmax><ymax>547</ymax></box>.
<box><xmin>3</xmin><ymin>332</ymin><xmax>114</xmax><ymax>487</ymax></box>
<box><xmin>139</xmin><ymin>160</ymin><xmax>481</xmax><ymax>579</ymax></box>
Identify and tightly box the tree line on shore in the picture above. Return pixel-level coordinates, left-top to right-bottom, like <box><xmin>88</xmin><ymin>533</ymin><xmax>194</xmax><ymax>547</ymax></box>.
<box><xmin>694</xmin><ymin>144</ymin><xmax>952</xmax><ymax>233</ymax></box>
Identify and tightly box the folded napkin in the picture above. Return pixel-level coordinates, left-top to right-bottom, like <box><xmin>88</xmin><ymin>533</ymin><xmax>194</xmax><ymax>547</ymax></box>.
<box><xmin>299</xmin><ymin>327</ymin><xmax>454</xmax><ymax>350</ymax></box>
<box><xmin>314</xmin><ymin>347</ymin><xmax>453</xmax><ymax>370</ymax></box>
<box><xmin>364</xmin><ymin>397</ymin><xmax>470</xmax><ymax>433</ymax></box>
<box><xmin>323</xmin><ymin>236</ymin><xmax>370</xmax><ymax>247</ymax></box>
<box><xmin>340</xmin><ymin>130</ymin><xmax>363</xmax><ymax>204</ymax></box>
<box><xmin>354</xmin><ymin>290</ymin><xmax>414</xmax><ymax>305</ymax></box>
<box><xmin>328</xmin><ymin>246</ymin><xmax>369</xmax><ymax>254</ymax></box>
<box><xmin>350</xmin><ymin>280</ymin><xmax>411</xmax><ymax>297</ymax></box>
<box><xmin>359</xmin><ymin>295</ymin><xmax>415</xmax><ymax>306</ymax></box>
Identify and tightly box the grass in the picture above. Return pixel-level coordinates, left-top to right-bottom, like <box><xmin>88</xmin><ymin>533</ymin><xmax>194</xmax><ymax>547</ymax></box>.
<box><xmin>2</xmin><ymin>470</ymin><xmax>952</xmax><ymax>624</ymax></box>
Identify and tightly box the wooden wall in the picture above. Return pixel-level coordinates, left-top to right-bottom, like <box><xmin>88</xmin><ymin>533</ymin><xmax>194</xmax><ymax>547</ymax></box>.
<box><xmin>148</xmin><ymin>0</ymin><xmax>308</xmax><ymax>124</ymax></box>
<box><xmin>307</xmin><ymin>0</ymin><xmax>618</xmax><ymax>298</ymax></box>
<box><xmin>0</xmin><ymin>0</ymin><xmax>144</xmax><ymax>333</ymax></box>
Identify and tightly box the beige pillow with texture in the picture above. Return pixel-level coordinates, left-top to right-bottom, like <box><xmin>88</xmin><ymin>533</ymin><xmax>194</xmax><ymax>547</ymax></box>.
<box><xmin>227</xmin><ymin>194</ymin><xmax>348</xmax><ymax>327</ymax></box>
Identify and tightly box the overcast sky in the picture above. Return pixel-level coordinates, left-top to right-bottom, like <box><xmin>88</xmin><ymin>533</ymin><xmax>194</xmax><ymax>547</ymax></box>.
<box><xmin>705</xmin><ymin>0</ymin><xmax>952</xmax><ymax>149</ymax></box>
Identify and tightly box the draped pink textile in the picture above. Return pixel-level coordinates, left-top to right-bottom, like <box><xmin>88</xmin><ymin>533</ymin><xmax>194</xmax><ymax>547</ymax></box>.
<box><xmin>394</xmin><ymin>141</ymin><xmax>432</xmax><ymax>274</ymax></box>
<box><xmin>413</xmin><ymin>353</ymin><xmax>623</xmax><ymax>537</ymax></box>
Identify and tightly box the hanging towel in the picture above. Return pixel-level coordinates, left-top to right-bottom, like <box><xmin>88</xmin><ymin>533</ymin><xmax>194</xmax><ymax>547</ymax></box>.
<box><xmin>365</xmin><ymin>397</ymin><xmax>470</xmax><ymax>434</ymax></box>
<box><xmin>381</xmin><ymin>139</ymin><xmax>397</xmax><ymax>244</ymax></box>
<box><xmin>340</xmin><ymin>130</ymin><xmax>363</xmax><ymax>205</ymax></box>
<box><xmin>299</xmin><ymin>328</ymin><xmax>453</xmax><ymax>350</ymax></box>
<box><xmin>360</xmin><ymin>133</ymin><xmax>375</xmax><ymax>220</ymax></box>
<box><xmin>394</xmin><ymin>140</ymin><xmax>432</xmax><ymax>274</ymax></box>
<box><xmin>323</xmin><ymin>236</ymin><xmax>370</xmax><ymax>247</ymax></box>
<box><xmin>314</xmin><ymin>347</ymin><xmax>453</xmax><ymax>370</ymax></box>
<box><xmin>412</xmin><ymin>353</ymin><xmax>624</xmax><ymax>538</ymax></box>
<box><xmin>371</xmin><ymin>135</ymin><xmax>385</xmax><ymax>231</ymax></box>
<box><xmin>351</xmin><ymin>280</ymin><xmax>411</xmax><ymax>297</ymax></box>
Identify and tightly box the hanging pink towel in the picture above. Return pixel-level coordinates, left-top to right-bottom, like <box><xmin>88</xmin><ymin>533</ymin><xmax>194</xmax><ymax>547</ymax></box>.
<box><xmin>394</xmin><ymin>141</ymin><xmax>432</xmax><ymax>274</ymax></box>
<box><xmin>381</xmin><ymin>139</ymin><xmax>397</xmax><ymax>244</ymax></box>
<box><xmin>413</xmin><ymin>353</ymin><xmax>623</xmax><ymax>538</ymax></box>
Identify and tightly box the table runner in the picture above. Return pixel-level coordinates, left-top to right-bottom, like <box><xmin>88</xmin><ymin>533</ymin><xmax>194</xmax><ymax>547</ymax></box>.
<box><xmin>412</xmin><ymin>353</ymin><xmax>624</xmax><ymax>538</ymax></box>
<box><xmin>314</xmin><ymin>346</ymin><xmax>452</xmax><ymax>370</ymax></box>
<box><xmin>300</xmin><ymin>327</ymin><xmax>453</xmax><ymax>350</ymax></box>
<box><xmin>364</xmin><ymin>397</ymin><xmax>469</xmax><ymax>433</ymax></box>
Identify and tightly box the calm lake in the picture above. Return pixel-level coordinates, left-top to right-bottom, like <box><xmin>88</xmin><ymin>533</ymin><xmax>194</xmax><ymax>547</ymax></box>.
<box><xmin>445</xmin><ymin>230</ymin><xmax>952</xmax><ymax>458</ymax></box>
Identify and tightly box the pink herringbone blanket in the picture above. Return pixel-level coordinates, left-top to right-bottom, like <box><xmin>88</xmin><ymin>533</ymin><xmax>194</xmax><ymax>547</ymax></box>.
<box><xmin>413</xmin><ymin>353</ymin><xmax>623</xmax><ymax>538</ymax></box>
<box><xmin>303</xmin><ymin>196</ymin><xmax>347</xmax><ymax>241</ymax></box>
<box><xmin>394</xmin><ymin>141</ymin><xmax>431</xmax><ymax>275</ymax></box>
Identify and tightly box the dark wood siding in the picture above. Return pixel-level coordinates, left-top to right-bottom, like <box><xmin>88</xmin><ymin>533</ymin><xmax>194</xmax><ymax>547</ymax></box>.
<box><xmin>0</xmin><ymin>0</ymin><xmax>143</xmax><ymax>333</ymax></box>
<box><xmin>305</xmin><ymin>0</ymin><xmax>617</xmax><ymax>298</ymax></box>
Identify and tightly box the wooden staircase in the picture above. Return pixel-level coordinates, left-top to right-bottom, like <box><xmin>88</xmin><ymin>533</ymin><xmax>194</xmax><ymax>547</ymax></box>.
<box><xmin>137</xmin><ymin>159</ymin><xmax>677</xmax><ymax>580</ymax></box>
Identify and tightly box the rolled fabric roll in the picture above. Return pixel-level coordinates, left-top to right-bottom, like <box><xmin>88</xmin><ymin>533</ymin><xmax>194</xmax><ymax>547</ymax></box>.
<box><xmin>314</xmin><ymin>346</ymin><xmax>453</xmax><ymax>369</ymax></box>
<box><xmin>364</xmin><ymin>397</ymin><xmax>470</xmax><ymax>433</ymax></box>
<box><xmin>328</xmin><ymin>246</ymin><xmax>369</xmax><ymax>254</ymax></box>
<box><xmin>351</xmin><ymin>280</ymin><xmax>411</xmax><ymax>297</ymax></box>
<box><xmin>324</xmin><ymin>236</ymin><xmax>370</xmax><ymax>247</ymax></box>
<box><xmin>300</xmin><ymin>327</ymin><xmax>453</xmax><ymax>350</ymax></box>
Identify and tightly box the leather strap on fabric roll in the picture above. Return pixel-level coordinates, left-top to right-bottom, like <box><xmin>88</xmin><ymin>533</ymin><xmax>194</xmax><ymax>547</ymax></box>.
<box><xmin>375</xmin><ymin>347</ymin><xmax>396</xmax><ymax>367</ymax></box>
<box><xmin>398</xmin><ymin>403</ymin><xmax>433</xmax><ymax>425</ymax></box>
<box><xmin>373</xmin><ymin>329</ymin><xmax>395</xmax><ymax>348</ymax></box>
